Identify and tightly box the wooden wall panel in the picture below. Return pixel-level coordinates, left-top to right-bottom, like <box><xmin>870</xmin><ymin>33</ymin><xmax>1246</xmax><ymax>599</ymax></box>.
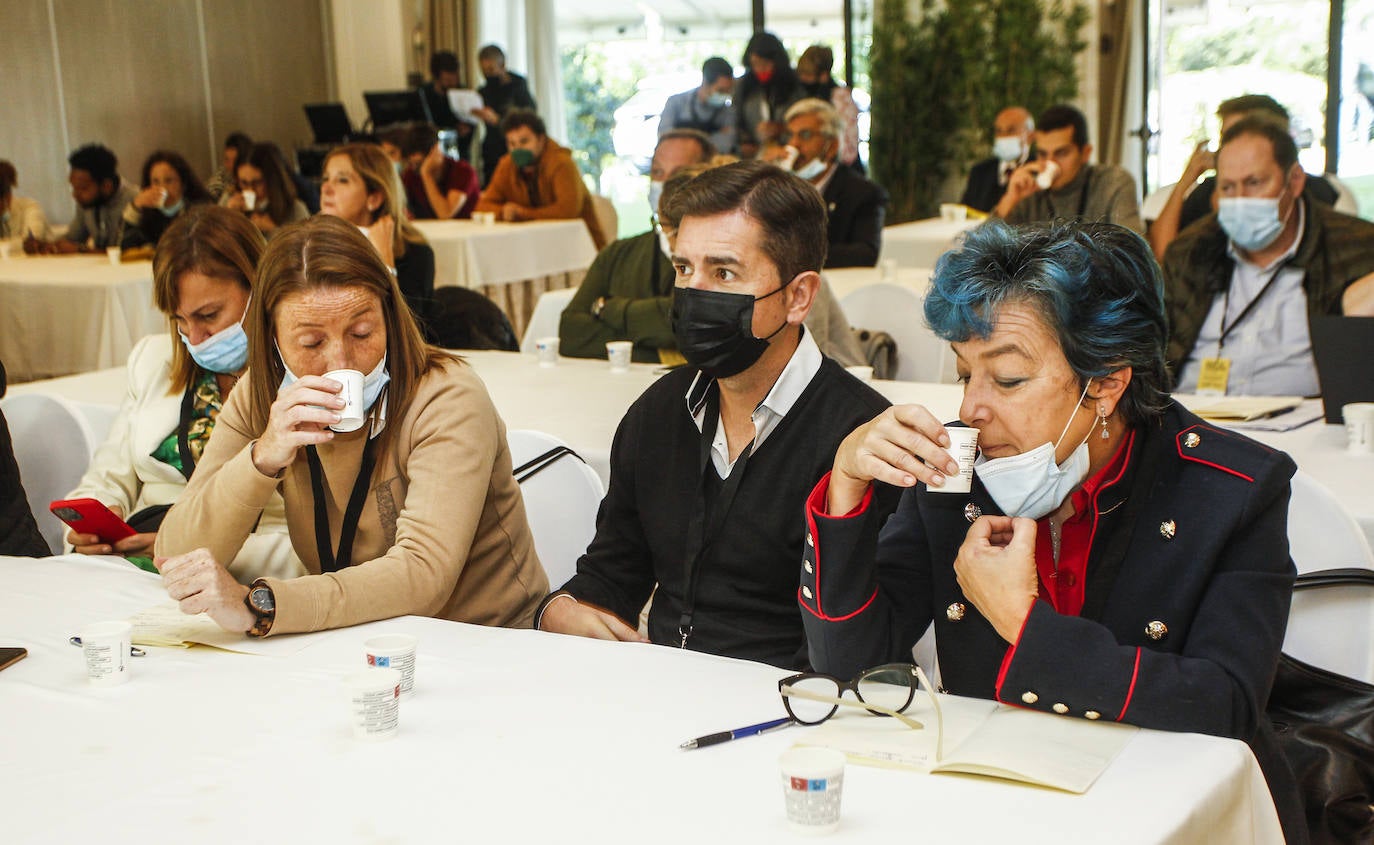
<box><xmin>52</xmin><ymin>0</ymin><xmax>213</xmax><ymax>199</ymax></box>
<box><xmin>0</xmin><ymin>1</ymin><xmax>73</xmax><ymax>225</ymax></box>
<box><xmin>202</xmin><ymin>0</ymin><xmax>330</xmax><ymax>163</ymax></box>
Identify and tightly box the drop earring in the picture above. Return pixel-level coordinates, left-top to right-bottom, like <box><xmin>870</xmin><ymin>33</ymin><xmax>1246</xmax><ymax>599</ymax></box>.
<box><xmin>1098</xmin><ymin>406</ymin><xmax>1110</xmax><ymax>440</ymax></box>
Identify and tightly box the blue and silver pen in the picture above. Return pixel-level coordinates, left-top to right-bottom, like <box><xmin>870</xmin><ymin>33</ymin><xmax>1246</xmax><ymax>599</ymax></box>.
<box><xmin>679</xmin><ymin>716</ymin><xmax>794</xmax><ymax>750</ymax></box>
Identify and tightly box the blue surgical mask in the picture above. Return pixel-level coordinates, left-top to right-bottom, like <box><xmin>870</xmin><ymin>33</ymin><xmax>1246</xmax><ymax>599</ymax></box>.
<box><xmin>160</xmin><ymin>198</ymin><xmax>185</xmax><ymax>218</ymax></box>
<box><xmin>279</xmin><ymin>351</ymin><xmax>391</xmax><ymax>413</ymax></box>
<box><xmin>1218</xmin><ymin>190</ymin><xmax>1290</xmax><ymax>252</ymax></box>
<box><xmin>706</xmin><ymin>92</ymin><xmax>731</xmax><ymax>108</ymax></box>
<box><xmin>993</xmin><ymin>136</ymin><xmax>1025</xmax><ymax>163</ymax></box>
<box><xmin>794</xmin><ymin>158</ymin><xmax>827</xmax><ymax>181</ymax></box>
<box><xmin>393</xmin><ymin>161</ymin><xmax>404</xmax><ymax>177</ymax></box>
<box><xmin>648</xmin><ymin>180</ymin><xmax>664</xmax><ymax>214</ymax></box>
<box><xmin>972</xmin><ymin>382</ymin><xmax>1093</xmax><ymax>520</ymax></box>
<box><xmin>179</xmin><ymin>296</ymin><xmax>251</xmax><ymax>374</ymax></box>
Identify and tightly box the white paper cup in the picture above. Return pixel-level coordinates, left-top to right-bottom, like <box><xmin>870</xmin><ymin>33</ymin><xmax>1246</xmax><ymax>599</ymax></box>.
<box><xmin>844</xmin><ymin>365</ymin><xmax>874</xmax><ymax>382</ymax></box>
<box><xmin>324</xmin><ymin>368</ymin><xmax>365</xmax><ymax>433</ymax></box>
<box><xmin>535</xmin><ymin>336</ymin><xmax>560</xmax><ymax>367</ymax></box>
<box><xmin>241</xmin><ymin>189</ymin><xmax>256</xmax><ymax>212</ymax></box>
<box><xmin>606</xmin><ymin>340</ymin><xmax>633</xmax><ymax>372</ymax></box>
<box><xmin>105</xmin><ymin>246</ymin><xmax>121</xmax><ymax>265</ymax></box>
<box><xmin>1035</xmin><ymin>160</ymin><xmax>1060</xmax><ymax>191</ymax></box>
<box><xmin>939</xmin><ymin>202</ymin><xmax>967</xmax><ymax>222</ymax></box>
<box><xmin>473</xmin><ymin>211</ymin><xmax>496</xmax><ymax>226</ymax></box>
<box><xmin>364</xmin><ymin>634</ymin><xmax>418</xmax><ymax>696</ymax></box>
<box><xmin>0</xmin><ymin>241</ymin><xmax>12</xmax><ymax>260</ymax></box>
<box><xmin>81</xmin><ymin>620</ymin><xmax>133</xmax><ymax>686</ymax></box>
<box><xmin>1344</xmin><ymin>403</ymin><xmax>1374</xmax><ymax>454</ymax></box>
<box><xmin>346</xmin><ymin>668</ymin><xmax>401</xmax><ymax>740</ymax></box>
<box><xmin>779</xmin><ymin>747</ymin><xmax>846</xmax><ymax>835</ymax></box>
<box><xmin>880</xmin><ymin>258</ymin><xmax>898</xmax><ymax>281</ymax></box>
<box><xmin>931</xmin><ymin>426</ymin><xmax>979</xmax><ymax>494</ymax></box>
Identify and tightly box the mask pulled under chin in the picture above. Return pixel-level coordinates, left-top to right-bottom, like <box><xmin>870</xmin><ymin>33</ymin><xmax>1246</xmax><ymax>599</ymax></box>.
<box><xmin>972</xmin><ymin>382</ymin><xmax>1094</xmax><ymax>520</ymax></box>
<box><xmin>179</xmin><ymin>296</ymin><xmax>252</xmax><ymax>374</ymax></box>
<box><xmin>671</xmin><ymin>282</ymin><xmax>792</xmax><ymax>379</ymax></box>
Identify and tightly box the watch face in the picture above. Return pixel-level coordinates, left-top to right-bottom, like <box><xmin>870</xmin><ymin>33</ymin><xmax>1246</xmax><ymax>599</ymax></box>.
<box><xmin>250</xmin><ymin>586</ymin><xmax>275</xmax><ymax>613</ymax></box>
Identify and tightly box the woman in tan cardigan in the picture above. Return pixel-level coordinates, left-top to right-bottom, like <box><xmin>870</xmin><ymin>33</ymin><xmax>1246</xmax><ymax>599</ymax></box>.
<box><xmin>154</xmin><ymin>215</ymin><xmax>547</xmax><ymax>636</ymax></box>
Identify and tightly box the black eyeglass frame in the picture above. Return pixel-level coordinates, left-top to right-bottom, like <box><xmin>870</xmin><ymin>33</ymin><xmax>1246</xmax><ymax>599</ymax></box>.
<box><xmin>776</xmin><ymin>662</ymin><xmax>921</xmax><ymax>725</ymax></box>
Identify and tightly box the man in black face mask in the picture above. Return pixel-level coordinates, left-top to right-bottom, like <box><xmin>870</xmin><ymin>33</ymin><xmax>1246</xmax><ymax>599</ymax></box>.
<box><xmin>534</xmin><ymin>160</ymin><xmax>900</xmax><ymax>669</ymax></box>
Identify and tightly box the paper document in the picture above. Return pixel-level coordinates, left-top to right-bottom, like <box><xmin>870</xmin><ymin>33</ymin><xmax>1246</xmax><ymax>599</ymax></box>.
<box><xmin>798</xmin><ymin>697</ymin><xmax>1137</xmax><ymax>794</ymax></box>
<box><xmin>129</xmin><ymin>602</ymin><xmax>312</xmax><ymax>656</ymax></box>
<box><xmin>1183</xmin><ymin>395</ymin><xmax>1305</xmax><ymax>423</ymax></box>
<box><xmin>446</xmin><ymin>89</ymin><xmax>484</xmax><ymax>124</ymax></box>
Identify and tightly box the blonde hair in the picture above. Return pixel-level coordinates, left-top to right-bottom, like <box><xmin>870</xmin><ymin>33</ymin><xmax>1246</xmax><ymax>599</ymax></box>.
<box><xmin>153</xmin><ymin>205</ymin><xmax>265</xmax><ymax>392</ymax></box>
<box><xmin>244</xmin><ymin>215</ymin><xmax>451</xmax><ymax>457</ymax></box>
<box><xmin>323</xmin><ymin>143</ymin><xmax>427</xmax><ymax>261</ymax></box>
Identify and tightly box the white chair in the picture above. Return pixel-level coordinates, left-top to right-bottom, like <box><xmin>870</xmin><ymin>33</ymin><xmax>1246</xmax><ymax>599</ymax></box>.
<box><xmin>0</xmin><ymin>393</ymin><xmax>100</xmax><ymax>553</ymax></box>
<box><xmin>507</xmin><ymin>429</ymin><xmax>605</xmax><ymax>590</ymax></box>
<box><xmin>1323</xmin><ymin>173</ymin><xmax>1360</xmax><ymax>215</ymax></box>
<box><xmin>1283</xmin><ymin>471</ymin><xmax>1374</xmax><ymax>683</ymax></box>
<box><xmin>839</xmin><ymin>283</ymin><xmax>956</xmax><ymax>383</ymax></box>
<box><xmin>519</xmin><ymin>287</ymin><xmax>577</xmax><ymax>354</ymax></box>
<box><xmin>589</xmin><ymin>194</ymin><xmax>617</xmax><ymax>247</ymax></box>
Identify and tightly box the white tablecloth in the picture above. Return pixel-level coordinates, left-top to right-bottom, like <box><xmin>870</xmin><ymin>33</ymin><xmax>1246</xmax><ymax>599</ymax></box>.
<box><xmin>0</xmin><ymin>255</ymin><xmax>163</xmax><ymax>382</ymax></box>
<box><xmin>411</xmin><ymin>219</ymin><xmax>597</xmax><ymax>289</ymax></box>
<box><xmin>0</xmin><ymin>554</ymin><xmax>1282</xmax><ymax>844</ymax></box>
<box><xmin>878</xmin><ymin>218</ymin><xmax>980</xmax><ymax>268</ymax></box>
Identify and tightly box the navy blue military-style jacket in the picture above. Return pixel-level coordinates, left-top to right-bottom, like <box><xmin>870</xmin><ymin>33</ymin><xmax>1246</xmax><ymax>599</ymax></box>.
<box><xmin>799</xmin><ymin>400</ymin><xmax>1306</xmax><ymax>841</ymax></box>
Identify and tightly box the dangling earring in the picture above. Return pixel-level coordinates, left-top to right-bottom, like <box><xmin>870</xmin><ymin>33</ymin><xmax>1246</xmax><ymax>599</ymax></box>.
<box><xmin>1098</xmin><ymin>405</ymin><xmax>1110</xmax><ymax>440</ymax></box>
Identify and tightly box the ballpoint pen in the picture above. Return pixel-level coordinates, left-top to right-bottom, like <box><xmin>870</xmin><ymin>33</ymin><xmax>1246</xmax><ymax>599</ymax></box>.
<box><xmin>679</xmin><ymin>716</ymin><xmax>794</xmax><ymax>750</ymax></box>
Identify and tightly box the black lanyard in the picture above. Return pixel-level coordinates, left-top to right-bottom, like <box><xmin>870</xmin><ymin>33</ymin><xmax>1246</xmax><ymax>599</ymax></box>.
<box><xmin>305</xmin><ymin>436</ymin><xmax>377</xmax><ymax>573</ymax></box>
<box><xmin>175</xmin><ymin>378</ymin><xmax>200</xmax><ymax>482</ymax></box>
<box><xmin>1047</xmin><ymin>167</ymin><xmax>1092</xmax><ymax>220</ymax></box>
<box><xmin>678</xmin><ymin>384</ymin><xmax>754</xmax><ymax>648</ymax></box>
<box><xmin>1215</xmin><ymin>257</ymin><xmax>1295</xmax><ymax>354</ymax></box>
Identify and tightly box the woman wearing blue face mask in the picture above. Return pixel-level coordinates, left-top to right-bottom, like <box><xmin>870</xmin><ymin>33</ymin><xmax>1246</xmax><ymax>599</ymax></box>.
<box><xmin>800</xmin><ymin>220</ymin><xmax>1306</xmax><ymax>843</ymax></box>
<box><xmin>153</xmin><ymin>214</ymin><xmax>547</xmax><ymax>638</ymax></box>
<box><xmin>119</xmin><ymin>151</ymin><xmax>214</xmax><ymax>250</ymax></box>
<box><xmin>65</xmin><ymin>205</ymin><xmax>301</xmax><ymax>581</ymax></box>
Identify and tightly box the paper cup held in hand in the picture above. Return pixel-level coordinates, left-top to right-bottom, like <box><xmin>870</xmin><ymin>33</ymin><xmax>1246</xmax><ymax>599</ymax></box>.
<box><xmin>241</xmin><ymin>189</ymin><xmax>256</xmax><ymax>212</ymax></box>
<box><xmin>324</xmin><ymin>368</ymin><xmax>365</xmax><ymax>433</ymax></box>
<box><xmin>364</xmin><ymin>634</ymin><xmax>418</xmax><ymax>696</ymax></box>
<box><xmin>1035</xmin><ymin>160</ymin><xmax>1060</xmax><ymax>191</ymax></box>
<box><xmin>81</xmin><ymin>620</ymin><xmax>133</xmax><ymax>686</ymax></box>
<box><xmin>779</xmin><ymin>747</ymin><xmax>846</xmax><ymax>835</ymax></box>
<box><xmin>931</xmin><ymin>426</ymin><xmax>979</xmax><ymax>494</ymax></box>
<box><xmin>606</xmin><ymin>341</ymin><xmax>633</xmax><ymax>372</ymax></box>
<box><xmin>346</xmin><ymin>668</ymin><xmax>401</xmax><ymax>740</ymax></box>
<box><xmin>535</xmin><ymin>337</ymin><xmax>560</xmax><ymax>367</ymax></box>
<box><xmin>1344</xmin><ymin>403</ymin><xmax>1374</xmax><ymax>454</ymax></box>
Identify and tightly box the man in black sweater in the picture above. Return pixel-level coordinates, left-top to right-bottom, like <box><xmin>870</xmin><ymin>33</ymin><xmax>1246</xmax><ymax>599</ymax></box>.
<box><xmin>535</xmin><ymin>161</ymin><xmax>899</xmax><ymax>668</ymax></box>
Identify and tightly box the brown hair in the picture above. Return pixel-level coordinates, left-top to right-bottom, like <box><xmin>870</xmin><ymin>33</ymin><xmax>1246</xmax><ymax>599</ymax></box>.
<box><xmin>323</xmin><ymin>143</ymin><xmax>427</xmax><ymax>260</ymax></box>
<box><xmin>153</xmin><ymin>205</ymin><xmax>265</xmax><ymax>392</ymax></box>
<box><xmin>244</xmin><ymin>215</ymin><xmax>451</xmax><ymax>457</ymax></box>
<box><xmin>661</xmin><ymin>159</ymin><xmax>826</xmax><ymax>280</ymax></box>
<box><xmin>237</xmin><ymin>142</ymin><xmax>299</xmax><ymax>226</ymax></box>
<box><xmin>0</xmin><ymin>160</ymin><xmax>15</xmax><ymax>199</ymax></box>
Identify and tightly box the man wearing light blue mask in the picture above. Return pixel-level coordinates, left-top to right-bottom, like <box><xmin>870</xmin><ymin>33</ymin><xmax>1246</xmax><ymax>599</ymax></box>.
<box><xmin>778</xmin><ymin>98</ymin><xmax>887</xmax><ymax>269</ymax></box>
<box><xmin>660</xmin><ymin>57</ymin><xmax>738</xmax><ymax>156</ymax></box>
<box><xmin>1165</xmin><ymin>116</ymin><xmax>1374</xmax><ymax>396</ymax></box>
<box><xmin>961</xmin><ymin>106</ymin><xmax>1034</xmax><ymax>213</ymax></box>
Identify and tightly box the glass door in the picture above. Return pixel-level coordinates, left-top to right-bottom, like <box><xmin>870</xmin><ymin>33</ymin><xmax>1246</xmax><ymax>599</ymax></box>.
<box><xmin>1337</xmin><ymin>0</ymin><xmax>1374</xmax><ymax>217</ymax></box>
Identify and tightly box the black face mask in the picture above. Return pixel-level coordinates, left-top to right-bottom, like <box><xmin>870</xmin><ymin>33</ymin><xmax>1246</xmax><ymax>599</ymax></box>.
<box><xmin>671</xmin><ymin>279</ymin><xmax>794</xmax><ymax>379</ymax></box>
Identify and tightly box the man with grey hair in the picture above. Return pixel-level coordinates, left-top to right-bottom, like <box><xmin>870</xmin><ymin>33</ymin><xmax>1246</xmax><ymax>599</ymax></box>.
<box><xmin>780</xmin><ymin>97</ymin><xmax>887</xmax><ymax>267</ymax></box>
<box><xmin>960</xmin><ymin>106</ymin><xmax>1034</xmax><ymax>212</ymax></box>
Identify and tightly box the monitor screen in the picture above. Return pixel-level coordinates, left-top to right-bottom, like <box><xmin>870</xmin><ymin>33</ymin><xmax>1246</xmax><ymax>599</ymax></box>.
<box><xmin>303</xmin><ymin>102</ymin><xmax>352</xmax><ymax>144</ymax></box>
<box><xmin>363</xmin><ymin>90</ymin><xmax>432</xmax><ymax>130</ymax></box>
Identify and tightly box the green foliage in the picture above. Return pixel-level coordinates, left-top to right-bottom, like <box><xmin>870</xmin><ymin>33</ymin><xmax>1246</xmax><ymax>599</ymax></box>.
<box><xmin>1166</xmin><ymin>18</ymin><xmax>1326</xmax><ymax>78</ymax></box>
<box><xmin>871</xmin><ymin>0</ymin><xmax>1089</xmax><ymax>221</ymax></box>
<box><xmin>560</xmin><ymin>47</ymin><xmax>634</xmax><ymax>184</ymax></box>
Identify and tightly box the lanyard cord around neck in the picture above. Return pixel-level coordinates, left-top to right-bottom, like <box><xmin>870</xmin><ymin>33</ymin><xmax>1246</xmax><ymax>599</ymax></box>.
<box><xmin>305</xmin><ymin>435</ymin><xmax>377</xmax><ymax>573</ymax></box>
<box><xmin>1047</xmin><ymin>166</ymin><xmax>1093</xmax><ymax>220</ymax></box>
<box><xmin>678</xmin><ymin>384</ymin><xmax>754</xmax><ymax>649</ymax></box>
<box><xmin>1215</xmin><ymin>256</ymin><xmax>1296</xmax><ymax>355</ymax></box>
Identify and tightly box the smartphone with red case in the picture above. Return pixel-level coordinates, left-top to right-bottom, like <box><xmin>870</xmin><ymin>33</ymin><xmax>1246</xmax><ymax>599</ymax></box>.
<box><xmin>49</xmin><ymin>498</ymin><xmax>137</xmax><ymax>544</ymax></box>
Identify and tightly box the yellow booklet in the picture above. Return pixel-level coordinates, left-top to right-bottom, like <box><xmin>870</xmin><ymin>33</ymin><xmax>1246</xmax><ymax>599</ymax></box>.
<box><xmin>1184</xmin><ymin>395</ymin><xmax>1304</xmax><ymax>423</ymax></box>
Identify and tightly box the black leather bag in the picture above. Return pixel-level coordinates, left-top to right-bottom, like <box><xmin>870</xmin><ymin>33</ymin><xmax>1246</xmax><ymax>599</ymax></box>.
<box><xmin>1267</xmin><ymin>568</ymin><xmax>1374</xmax><ymax>844</ymax></box>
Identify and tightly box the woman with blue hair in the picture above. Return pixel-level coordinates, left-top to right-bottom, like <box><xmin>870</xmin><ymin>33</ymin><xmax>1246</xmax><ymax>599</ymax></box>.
<box><xmin>798</xmin><ymin>220</ymin><xmax>1304</xmax><ymax>842</ymax></box>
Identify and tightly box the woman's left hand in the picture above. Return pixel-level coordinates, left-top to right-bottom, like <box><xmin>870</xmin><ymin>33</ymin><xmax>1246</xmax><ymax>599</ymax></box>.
<box><xmin>157</xmin><ymin>548</ymin><xmax>253</xmax><ymax>633</ymax></box>
<box><xmin>954</xmin><ymin>515</ymin><xmax>1039</xmax><ymax>642</ymax></box>
<box><xmin>365</xmin><ymin>214</ymin><xmax>396</xmax><ymax>268</ymax></box>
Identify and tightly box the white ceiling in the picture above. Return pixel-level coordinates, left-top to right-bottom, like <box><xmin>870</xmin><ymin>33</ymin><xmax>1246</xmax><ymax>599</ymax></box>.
<box><xmin>554</xmin><ymin>0</ymin><xmax>861</xmax><ymax>41</ymax></box>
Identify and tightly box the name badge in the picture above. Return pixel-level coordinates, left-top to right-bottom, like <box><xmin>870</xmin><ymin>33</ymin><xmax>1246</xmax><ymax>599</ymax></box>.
<box><xmin>1196</xmin><ymin>357</ymin><xmax>1231</xmax><ymax>396</ymax></box>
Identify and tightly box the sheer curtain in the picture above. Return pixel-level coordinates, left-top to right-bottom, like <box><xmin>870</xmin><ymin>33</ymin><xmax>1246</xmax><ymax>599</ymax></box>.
<box><xmin>476</xmin><ymin>0</ymin><xmax>566</xmax><ymax>144</ymax></box>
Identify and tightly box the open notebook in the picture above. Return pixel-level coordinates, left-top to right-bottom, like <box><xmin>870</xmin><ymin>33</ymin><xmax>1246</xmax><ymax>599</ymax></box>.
<box><xmin>795</xmin><ymin>695</ymin><xmax>1137</xmax><ymax>794</ymax></box>
<box><xmin>128</xmin><ymin>602</ymin><xmax>309</xmax><ymax>656</ymax></box>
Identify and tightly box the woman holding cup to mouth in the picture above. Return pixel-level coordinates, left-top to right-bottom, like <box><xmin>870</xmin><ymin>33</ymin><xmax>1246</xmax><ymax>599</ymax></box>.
<box><xmin>317</xmin><ymin>143</ymin><xmax>436</xmax><ymax>336</ymax></box>
<box><xmin>224</xmin><ymin>143</ymin><xmax>309</xmax><ymax>236</ymax></box>
<box><xmin>154</xmin><ymin>214</ymin><xmax>547</xmax><ymax>636</ymax></box>
<box><xmin>799</xmin><ymin>220</ymin><xmax>1305</xmax><ymax>842</ymax></box>
<box><xmin>120</xmin><ymin>151</ymin><xmax>213</xmax><ymax>249</ymax></box>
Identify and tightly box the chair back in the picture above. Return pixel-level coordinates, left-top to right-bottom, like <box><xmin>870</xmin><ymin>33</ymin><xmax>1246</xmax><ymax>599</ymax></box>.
<box><xmin>520</xmin><ymin>288</ymin><xmax>577</xmax><ymax>354</ymax></box>
<box><xmin>1283</xmin><ymin>471</ymin><xmax>1374</xmax><ymax>683</ymax></box>
<box><xmin>426</xmin><ymin>287</ymin><xmax>519</xmax><ymax>351</ymax></box>
<box><xmin>507</xmin><ymin>429</ymin><xmax>604</xmax><ymax>590</ymax></box>
<box><xmin>839</xmin><ymin>283</ymin><xmax>955</xmax><ymax>382</ymax></box>
<box><xmin>589</xmin><ymin>194</ymin><xmax>618</xmax><ymax>247</ymax></box>
<box><xmin>0</xmin><ymin>393</ymin><xmax>100</xmax><ymax>552</ymax></box>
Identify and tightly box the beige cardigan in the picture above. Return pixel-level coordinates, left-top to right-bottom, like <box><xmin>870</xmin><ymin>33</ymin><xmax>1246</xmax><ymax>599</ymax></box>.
<box><xmin>155</xmin><ymin>356</ymin><xmax>548</xmax><ymax>633</ymax></box>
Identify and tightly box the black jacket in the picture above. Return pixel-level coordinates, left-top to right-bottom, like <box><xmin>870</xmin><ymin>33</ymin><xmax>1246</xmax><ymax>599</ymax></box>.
<box><xmin>959</xmin><ymin>156</ymin><xmax>1011</xmax><ymax>213</ymax></box>
<box><xmin>821</xmin><ymin>165</ymin><xmax>888</xmax><ymax>269</ymax></box>
<box><xmin>0</xmin><ymin>361</ymin><xmax>50</xmax><ymax>557</ymax></box>
<box><xmin>800</xmin><ymin>401</ymin><xmax>1305</xmax><ymax>842</ymax></box>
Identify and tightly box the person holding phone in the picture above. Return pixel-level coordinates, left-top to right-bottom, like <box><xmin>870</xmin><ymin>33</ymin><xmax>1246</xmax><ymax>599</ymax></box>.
<box><xmin>63</xmin><ymin>205</ymin><xmax>300</xmax><ymax>581</ymax></box>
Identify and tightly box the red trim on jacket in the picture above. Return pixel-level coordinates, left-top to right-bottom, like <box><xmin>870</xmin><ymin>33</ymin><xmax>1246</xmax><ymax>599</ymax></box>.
<box><xmin>1117</xmin><ymin>647</ymin><xmax>1142</xmax><ymax>721</ymax></box>
<box><xmin>1175</xmin><ymin>427</ymin><xmax>1255</xmax><ymax>482</ymax></box>
<box><xmin>799</xmin><ymin>586</ymin><xmax>878</xmax><ymax>621</ymax></box>
<box><xmin>802</xmin><ymin>472</ymin><xmax>877</xmax><ymax>621</ymax></box>
<box><xmin>992</xmin><ymin>602</ymin><xmax>1036</xmax><ymax>704</ymax></box>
